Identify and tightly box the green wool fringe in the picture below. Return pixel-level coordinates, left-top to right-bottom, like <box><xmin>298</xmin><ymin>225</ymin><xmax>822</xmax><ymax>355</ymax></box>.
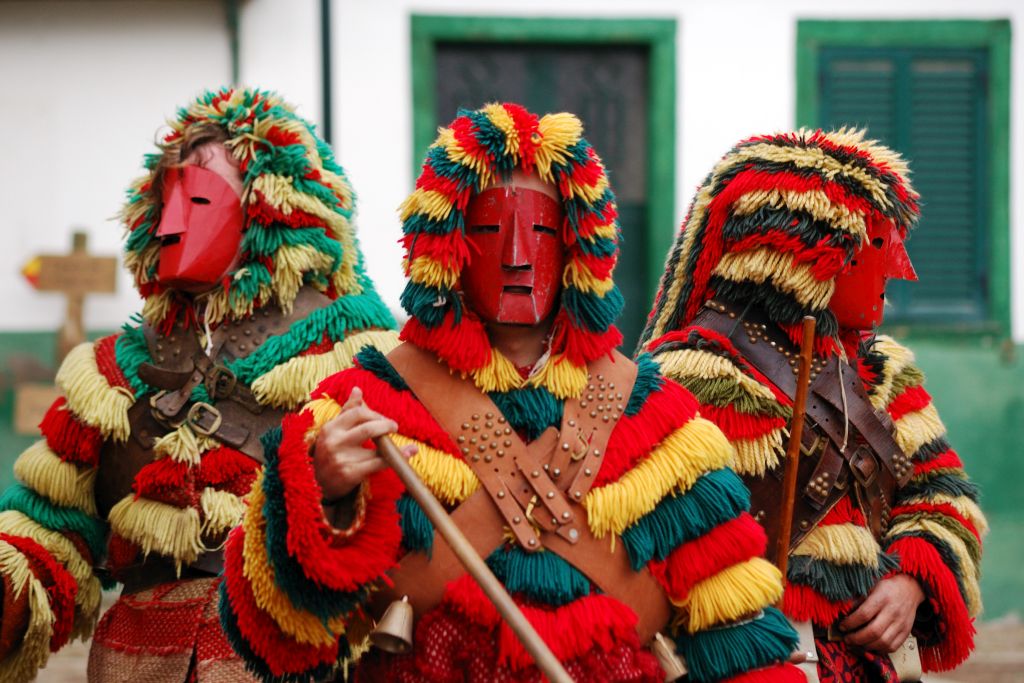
<box><xmin>0</xmin><ymin>484</ymin><xmax>108</xmax><ymax>561</ymax></box>
<box><xmin>486</xmin><ymin>545</ymin><xmax>591</xmax><ymax>607</ymax></box>
<box><xmin>355</xmin><ymin>347</ymin><xmax>408</xmax><ymax>391</ymax></box>
<box><xmin>397</xmin><ymin>495</ymin><xmax>433</xmax><ymax>555</ymax></box>
<box><xmin>787</xmin><ymin>553</ymin><xmax>899</xmax><ymax>602</ymax></box>
<box><xmin>626</xmin><ymin>354</ymin><xmax>664</xmax><ymax>417</ymax></box>
<box><xmin>622</xmin><ymin>468</ymin><xmax>749</xmax><ymax>569</ymax></box>
<box><xmin>681</xmin><ymin>376</ymin><xmax>791</xmax><ymax>418</ymax></box>
<box><xmin>676</xmin><ymin>606</ymin><xmax>798</xmax><ymax>683</ymax></box>
<box><xmin>115</xmin><ymin>321</ymin><xmax>155</xmax><ymax>396</ymax></box>
<box><xmin>488</xmin><ymin>387</ymin><xmax>562</xmax><ymax>442</ymax></box>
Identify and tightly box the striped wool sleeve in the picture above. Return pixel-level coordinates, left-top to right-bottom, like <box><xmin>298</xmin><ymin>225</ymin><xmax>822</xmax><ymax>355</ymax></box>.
<box><xmin>870</xmin><ymin>336</ymin><xmax>986</xmax><ymax>672</ymax></box>
<box><xmin>0</xmin><ymin>337</ymin><xmax>124</xmax><ymax>680</ymax></box>
<box><xmin>589</xmin><ymin>354</ymin><xmax>802</xmax><ymax>682</ymax></box>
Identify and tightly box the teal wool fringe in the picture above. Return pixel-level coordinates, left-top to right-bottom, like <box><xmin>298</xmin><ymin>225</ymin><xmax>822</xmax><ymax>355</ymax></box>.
<box><xmin>677</xmin><ymin>606</ymin><xmax>799</xmax><ymax>682</ymax></box>
<box><xmin>486</xmin><ymin>545</ymin><xmax>591</xmax><ymax>607</ymax></box>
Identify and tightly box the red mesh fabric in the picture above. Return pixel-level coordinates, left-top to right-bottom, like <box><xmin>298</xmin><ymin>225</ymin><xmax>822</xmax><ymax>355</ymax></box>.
<box><xmin>816</xmin><ymin>640</ymin><xmax>898</xmax><ymax>683</ymax></box>
<box><xmin>354</xmin><ymin>604</ymin><xmax>661</xmax><ymax>683</ymax></box>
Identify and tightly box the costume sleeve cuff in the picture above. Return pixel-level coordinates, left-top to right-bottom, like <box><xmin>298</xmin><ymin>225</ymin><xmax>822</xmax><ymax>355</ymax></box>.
<box><xmin>676</xmin><ymin>607</ymin><xmax>798</xmax><ymax>682</ymax></box>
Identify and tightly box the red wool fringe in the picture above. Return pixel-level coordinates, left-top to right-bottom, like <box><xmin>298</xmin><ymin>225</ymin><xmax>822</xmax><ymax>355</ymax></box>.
<box><xmin>132</xmin><ymin>459</ymin><xmax>197</xmax><ymax>508</ymax></box>
<box><xmin>247</xmin><ymin>193</ymin><xmax>326</xmax><ymax>229</ymax></box>
<box><xmin>312</xmin><ymin>366</ymin><xmax>461</xmax><ymax>457</ymax></box>
<box><xmin>886</xmin><ymin>384</ymin><xmax>932</xmax><ymax>422</ymax></box>
<box><xmin>889</xmin><ymin>502</ymin><xmax>980</xmax><ymax>544</ymax></box>
<box><xmin>106</xmin><ymin>533</ymin><xmax>141</xmax><ymax>572</ymax></box>
<box><xmin>443</xmin><ymin>574</ymin><xmax>640</xmax><ymax>671</ymax></box>
<box><xmin>553</xmin><ymin>316</ymin><xmax>622</xmax><ymax>367</ymax></box>
<box><xmin>451</xmin><ymin>118</ymin><xmax>493</xmax><ymax>171</ymax></box>
<box><xmin>262</xmin><ymin>125</ymin><xmax>302</xmax><ymax>148</ymax></box>
<box><xmin>727</xmin><ymin>232</ymin><xmax>848</xmax><ymax>282</ymax></box>
<box><xmin>404</xmin><ymin>230</ymin><xmax>472</xmax><ymax>271</ymax></box>
<box><xmin>0</xmin><ymin>533</ymin><xmax>77</xmax><ymax>651</ymax></box>
<box><xmin>910</xmin><ymin>450</ymin><xmax>964</xmax><ymax>478</ymax></box>
<box><xmin>783</xmin><ymin>583</ymin><xmax>852</xmax><ymax>627</ymax></box>
<box><xmin>649</xmin><ymin>513</ymin><xmax>766</xmax><ymax>601</ymax></box>
<box><xmin>400</xmin><ymin>313</ymin><xmax>492</xmax><ymax>374</ymax></box>
<box><xmin>199</xmin><ymin>446</ymin><xmax>261</xmax><ymax>496</ymax></box>
<box><xmin>93</xmin><ymin>334</ymin><xmax>133</xmax><ymax>390</ymax></box>
<box><xmin>887</xmin><ymin>536</ymin><xmax>974</xmax><ymax>671</ymax></box>
<box><xmin>721</xmin><ymin>663</ymin><xmax>807</xmax><ymax>683</ymax></box>
<box><xmin>276</xmin><ymin>409</ymin><xmax>404</xmax><ymax>591</ymax></box>
<box><xmin>819</xmin><ymin>498</ymin><xmax>866</xmax><ymax>527</ymax></box>
<box><xmin>221</xmin><ymin>529</ymin><xmax>339</xmax><ymax>676</ymax></box>
<box><xmin>413</xmin><ymin>165</ymin><xmax>472</xmax><ymax>211</ymax></box>
<box><xmin>698</xmin><ymin>403</ymin><xmax>785</xmax><ymax>441</ymax></box>
<box><xmin>38</xmin><ymin>398</ymin><xmax>102</xmax><ymax>467</ymax></box>
<box><xmin>298</xmin><ymin>332</ymin><xmax>336</xmax><ymax>357</ymax></box>
<box><xmin>504</xmin><ymin>103</ymin><xmax>541</xmax><ymax>172</ymax></box>
<box><xmin>593</xmin><ymin>378</ymin><xmax>697</xmax><ymax>488</ymax></box>
<box><xmin>573</xmin><ymin>201</ymin><xmax>618</xmax><ymax>241</ymax></box>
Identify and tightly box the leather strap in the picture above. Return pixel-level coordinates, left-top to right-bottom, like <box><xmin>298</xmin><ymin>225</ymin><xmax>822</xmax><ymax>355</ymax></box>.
<box><xmin>377</xmin><ymin>343</ymin><xmax>670</xmax><ymax>643</ymax></box>
<box><xmin>666</xmin><ymin>302</ymin><xmax>912</xmax><ymax>549</ymax></box>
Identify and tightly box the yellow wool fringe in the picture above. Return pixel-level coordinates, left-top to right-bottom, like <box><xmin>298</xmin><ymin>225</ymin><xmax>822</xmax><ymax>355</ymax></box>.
<box><xmin>893</xmin><ymin>404</ymin><xmax>945</xmax><ymax>462</ymax></box>
<box><xmin>108</xmin><ymin>495</ymin><xmax>204</xmax><ymax>568</ymax></box>
<box><xmin>200</xmin><ymin>487</ymin><xmax>248</xmax><ymax>537</ymax></box>
<box><xmin>731</xmin><ymin>430</ymin><xmax>785</xmax><ymax>478</ymax></box>
<box><xmin>55</xmin><ymin>342</ymin><xmax>133</xmax><ymax>442</ymax></box>
<box><xmin>899</xmin><ymin>492</ymin><xmax>989</xmax><ymax>537</ymax></box>
<box><xmin>13</xmin><ymin>440</ymin><xmax>98</xmax><ymax>516</ymax></box>
<box><xmin>152</xmin><ymin>425</ymin><xmax>218</xmax><ymax>466</ymax></box>
<box><xmin>732</xmin><ymin>188</ymin><xmax>867</xmax><ymax>237</ymax></box>
<box><xmin>400</xmin><ymin>187</ymin><xmax>457</xmax><ymax>223</ymax></box>
<box><xmin>483</xmin><ymin>103</ymin><xmax>519</xmax><ymax>156</ymax></box>
<box><xmin>887</xmin><ymin>516</ymin><xmax>982</xmax><ymax>616</ymax></box>
<box><xmin>471</xmin><ymin>350</ymin><xmax>524</xmax><ymax>394</ymax></box>
<box><xmin>564</xmin><ymin>260</ymin><xmax>615</xmax><ymax>295</ymax></box>
<box><xmin>305</xmin><ymin>396</ymin><xmax>344</xmax><ymax>436</ymax></box>
<box><xmin>397</xmin><ymin>434</ymin><xmax>479</xmax><ymax>506</ymax></box>
<box><xmin>242</xmin><ymin>483</ymin><xmax>343</xmax><ymax>646</ymax></box>
<box><xmin>409</xmin><ymin>255</ymin><xmax>460</xmax><ymax>290</ymax></box>
<box><xmin>0</xmin><ymin>540</ymin><xmax>54</xmax><ymax>683</ymax></box>
<box><xmin>534</xmin><ymin>113</ymin><xmax>583</xmax><ymax>181</ymax></box>
<box><xmin>526</xmin><ymin>355</ymin><xmax>589</xmax><ymax>400</ymax></box>
<box><xmin>252</xmin><ymin>329</ymin><xmax>400</xmax><ymax>409</ymax></box>
<box><xmin>713</xmin><ymin>249</ymin><xmax>835</xmax><ymax>310</ymax></box>
<box><xmin>681</xmin><ymin>557</ymin><xmax>784</xmax><ymax>633</ymax></box>
<box><xmin>438</xmin><ymin>128</ymin><xmax>495</xmax><ymax>188</ymax></box>
<box><xmin>792</xmin><ymin>523</ymin><xmax>881</xmax><ymax>567</ymax></box>
<box><xmin>656</xmin><ymin>349</ymin><xmax>778</xmax><ymax>403</ymax></box>
<box><xmin>866</xmin><ymin>336</ymin><xmax>917</xmax><ymax>409</ymax></box>
<box><xmin>584</xmin><ymin>418</ymin><xmax>733</xmax><ymax>538</ymax></box>
<box><xmin>0</xmin><ymin>511</ymin><xmax>101</xmax><ymax>620</ymax></box>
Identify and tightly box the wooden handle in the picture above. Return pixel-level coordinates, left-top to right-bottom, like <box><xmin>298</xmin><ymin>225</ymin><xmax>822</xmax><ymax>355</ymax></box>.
<box><xmin>775</xmin><ymin>316</ymin><xmax>817</xmax><ymax>599</ymax></box>
<box><xmin>374</xmin><ymin>435</ymin><xmax>573</xmax><ymax>683</ymax></box>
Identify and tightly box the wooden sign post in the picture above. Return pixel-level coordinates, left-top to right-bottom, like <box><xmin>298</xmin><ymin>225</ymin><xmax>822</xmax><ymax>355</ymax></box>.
<box><xmin>13</xmin><ymin>230</ymin><xmax>118</xmax><ymax>434</ymax></box>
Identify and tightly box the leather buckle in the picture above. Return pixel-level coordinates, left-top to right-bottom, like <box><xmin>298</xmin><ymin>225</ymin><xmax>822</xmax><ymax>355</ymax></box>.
<box><xmin>801</xmin><ymin>434</ymin><xmax>824</xmax><ymax>458</ymax></box>
<box><xmin>187</xmin><ymin>402</ymin><xmax>223</xmax><ymax>436</ymax></box>
<box><xmin>149</xmin><ymin>390</ymin><xmax>186</xmax><ymax>428</ymax></box>
<box><xmin>205</xmin><ymin>365</ymin><xmax>237</xmax><ymax>400</ymax></box>
<box><xmin>570</xmin><ymin>430</ymin><xmax>589</xmax><ymax>462</ymax></box>
<box><xmin>849</xmin><ymin>445</ymin><xmax>878</xmax><ymax>487</ymax></box>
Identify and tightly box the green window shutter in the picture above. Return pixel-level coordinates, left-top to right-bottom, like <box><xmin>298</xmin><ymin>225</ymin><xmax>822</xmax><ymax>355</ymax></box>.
<box><xmin>819</xmin><ymin>47</ymin><xmax>989</xmax><ymax>324</ymax></box>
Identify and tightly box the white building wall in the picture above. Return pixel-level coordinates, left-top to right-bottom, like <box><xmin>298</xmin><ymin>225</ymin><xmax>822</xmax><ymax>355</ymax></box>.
<box><xmin>0</xmin><ymin>0</ymin><xmax>232</xmax><ymax>331</ymax></box>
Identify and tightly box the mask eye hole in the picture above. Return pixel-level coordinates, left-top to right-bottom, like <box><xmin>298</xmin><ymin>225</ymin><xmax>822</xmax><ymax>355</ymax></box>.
<box><xmin>871</xmin><ymin>237</ymin><xmax>885</xmax><ymax>249</ymax></box>
<box><xmin>469</xmin><ymin>224</ymin><xmax>500</xmax><ymax>234</ymax></box>
<box><xmin>533</xmin><ymin>224</ymin><xmax>557</xmax><ymax>236</ymax></box>
<box><xmin>190</xmin><ymin>196</ymin><xmax>211</xmax><ymax>205</ymax></box>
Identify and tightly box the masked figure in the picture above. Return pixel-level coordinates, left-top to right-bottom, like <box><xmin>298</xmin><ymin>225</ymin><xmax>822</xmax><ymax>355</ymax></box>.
<box><xmin>0</xmin><ymin>88</ymin><xmax>397</xmax><ymax>681</ymax></box>
<box><xmin>219</xmin><ymin>103</ymin><xmax>804</xmax><ymax>683</ymax></box>
<box><xmin>640</xmin><ymin>130</ymin><xmax>984</xmax><ymax>682</ymax></box>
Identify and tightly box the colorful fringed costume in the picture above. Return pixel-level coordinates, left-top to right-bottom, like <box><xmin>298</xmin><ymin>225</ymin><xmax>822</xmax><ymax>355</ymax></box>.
<box><xmin>0</xmin><ymin>88</ymin><xmax>397</xmax><ymax>682</ymax></box>
<box><xmin>640</xmin><ymin>130</ymin><xmax>986</xmax><ymax>680</ymax></box>
<box><xmin>219</xmin><ymin>103</ymin><xmax>803</xmax><ymax>683</ymax></box>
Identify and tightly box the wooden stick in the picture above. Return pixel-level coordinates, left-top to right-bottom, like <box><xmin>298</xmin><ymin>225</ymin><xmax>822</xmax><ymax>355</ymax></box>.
<box><xmin>374</xmin><ymin>435</ymin><xmax>573</xmax><ymax>683</ymax></box>
<box><xmin>775</xmin><ymin>316</ymin><xmax>817</xmax><ymax>594</ymax></box>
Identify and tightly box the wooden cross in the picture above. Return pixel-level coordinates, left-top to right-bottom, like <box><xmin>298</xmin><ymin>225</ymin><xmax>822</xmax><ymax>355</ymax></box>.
<box><xmin>26</xmin><ymin>230</ymin><xmax>118</xmax><ymax>363</ymax></box>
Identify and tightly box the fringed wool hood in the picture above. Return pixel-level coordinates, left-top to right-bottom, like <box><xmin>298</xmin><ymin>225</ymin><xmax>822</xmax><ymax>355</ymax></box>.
<box><xmin>398</xmin><ymin>102</ymin><xmax>623</xmax><ymax>399</ymax></box>
<box><xmin>640</xmin><ymin>129</ymin><xmax>919</xmax><ymax>349</ymax></box>
<box><xmin>121</xmin><ymin>87</ymin><xmax>368</xmax><ymax>330</ymax></box>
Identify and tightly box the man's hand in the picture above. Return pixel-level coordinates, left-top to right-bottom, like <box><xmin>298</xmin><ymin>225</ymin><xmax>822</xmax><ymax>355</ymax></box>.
<box><xmin>313</xmin><ymin>387</ymin><xmax>417</xmax><ymax>502</ymax></box>
<box><xmin>840</xmin><ymin>574</ymin><xmax>925</xmax><ymax>653</ymax></box>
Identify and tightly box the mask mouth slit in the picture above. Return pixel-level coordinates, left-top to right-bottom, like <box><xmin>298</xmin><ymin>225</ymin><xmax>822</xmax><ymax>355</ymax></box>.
<box><xmin>160</xmin><ymin>235</ymin><xmax>182</xmax><ymax>246</ymax></box>
<box><xmin>503</xmin><ymin>285</ymin><xmax>533</xmax><ymax>295</ymax></box>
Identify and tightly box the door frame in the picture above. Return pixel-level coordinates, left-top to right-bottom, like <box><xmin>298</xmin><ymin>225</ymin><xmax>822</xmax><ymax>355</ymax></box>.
<box><xmin>410</xmin><ymin>14</ymin><xmax>677</xmax><ymax>301</ymax></box>
<box><xmin>796</xmin><ymin>19</ymin><xmax>1011</xmax><ymax>336</ymax></box>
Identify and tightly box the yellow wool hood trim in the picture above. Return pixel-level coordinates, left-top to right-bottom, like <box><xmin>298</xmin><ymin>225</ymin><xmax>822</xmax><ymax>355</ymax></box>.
<box><xmin>526</xmin><ymin>356</ymin><xmax>589</xmax><ymax>400</ymax></box>
<box><xmin>55</xmin><ymin>342</ymin><xmax>133</xmax><ymax>442</ymax></box>
<box><xmin>108</xmin><ymin>495</ymin><xmax>204</xmax><ymax>568</ymax></box>
<box><xmin>887</xmin><ymin>516</ymin><xmax>982</xmax><ymax>616</ymax></box>
<box><xmin>251</xmin><ymin>329</ymin><xmax>400</xmax><ymax>409</ymax></box>
<box><xmin>867</xmin><ymin>336</ymin><xmax>917</xmax><ymax>409</ymax></box>
<box><xmin>731</xmin><ymin>429</ymin><xmax>785</xmax><ymax>478</ymax></box>
<box><xmin>200</xmin><ymin>487</ymin><xmax>248</xmax><ymax>537</ymax></box>
<box><xmin>152</xmin><ymin>425</ymin><xmax>218</xmax><ymax>467</ymax></box>
<box><xmin>713</xmin><ymin>249</ymin><xmax>835</xmax><ymax>310</ymax></box>
<box><xmin>400</xmin><ymin>188</ymin><xmax>457</xmax><ymax>223</ymax></box>
<box><xmin>584</xmin><ymin>418</ymin><xmax>733</xmax><ymax>538</ymax></box>
<box><xmin>472</xmin><ymin>350</ymin><xmax>524</xmax><ymax>394</ymax></box>
<box><xmin>731</xmin><ymin>188</ymin><xmax>867</xmax><ymax>237</ymax></box>
<box><xmin>0</xmin><ymin>511</ymin><xmax>101</xmax><ymax>620</ymax></box>
<box><xmin>655</xmin><ymin>348</ymin><xmax>778</xmax><ymax>403</ymax></box>
<box><xmin>564</xmin><ymin>260</ymin><xmax>615</xmax><ymax>296</ymax></box>
<box><xmin>408</xmin><ymin>255</ymin><xmax>460</xmax><ymax>290</ymax></box>
<box><xmin>0</xmin><ymin>540</ymin><xmax>54</xmax><ymax>683</ymax></box>
<box><xmin>681</xmin><ymin>557</ymin><xmax>784</xmax><ymax>633</ymax></box>
<box><xmin>242</xmin><ymin>483</ymin><xmax>342</xmax><ymax>646</ymax></box>
<box><xmin>534</xmin><ymin>113</ymin><xmax>582</xmax><ymax>180</ymax></box>
<box><xmin>13</xmin><ymin>440</ymin><xmax>98</xmax><ymax>516</ymax></box>
<box><xmin>792</xmin><ymin>523</ymin><xmax>881</xmax><ymax>567</ymax></box>
<box><xmin>397</xmin><ymin>435</ymin><xmax>478</xmax><ymax>506</ymax></box>
<box><xmin>893</xmin><ymin>404</ymin><xmax>945</xmax><ymax>461</ymax></box>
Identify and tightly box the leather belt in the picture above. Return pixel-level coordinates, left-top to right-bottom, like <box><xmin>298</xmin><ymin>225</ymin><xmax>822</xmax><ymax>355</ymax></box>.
<box><xmin>372</xmin><ymin>343</ymin><xmax>672</xmax><ymax>644</ymax></box>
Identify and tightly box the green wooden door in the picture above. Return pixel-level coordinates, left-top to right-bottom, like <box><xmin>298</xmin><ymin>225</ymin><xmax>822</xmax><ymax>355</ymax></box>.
<box><xmin>819</xmin><ymin>47</ymin><xmax>990</xmax><ymax>325</ymax></box>
<box><xmin>431</xmin><ymin>42</ymin><xmax>652</xmax><ymax>351</ymax></box>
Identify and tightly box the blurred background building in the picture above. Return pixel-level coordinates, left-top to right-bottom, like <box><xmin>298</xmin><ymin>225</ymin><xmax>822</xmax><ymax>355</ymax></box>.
<box><xmin>0</xmin><ymin>0</ymin><xmax>1020</xmax><ymax>656</ymax></box>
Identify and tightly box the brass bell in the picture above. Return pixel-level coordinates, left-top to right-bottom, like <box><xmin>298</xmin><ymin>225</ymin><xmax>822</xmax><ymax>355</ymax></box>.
<box><xmin>369</xmin><ymin>596</ymin><xmax>414</xmax><ymax>654</ymax></box>
<box><xmin>651</xmin><ymin>632</ymin><xmax>688</xmax><ymax>681</ymax></box>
